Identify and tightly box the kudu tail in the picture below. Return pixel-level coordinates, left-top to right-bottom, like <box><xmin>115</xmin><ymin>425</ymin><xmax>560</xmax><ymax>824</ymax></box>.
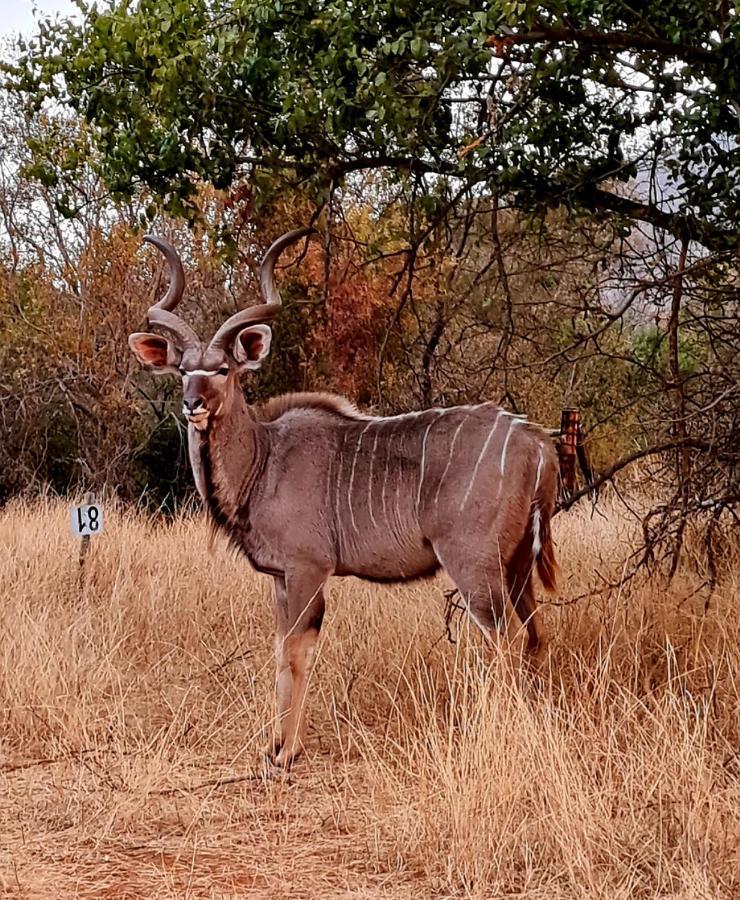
<box><xmin>533</xmin><ymin>507</ymin><xmax>558</xmax><ymax>593</ymax></box>
<box><xmin>530</xmin><ymin>449</ymin><xmax>559</xmax><ymax>592</ymax></box>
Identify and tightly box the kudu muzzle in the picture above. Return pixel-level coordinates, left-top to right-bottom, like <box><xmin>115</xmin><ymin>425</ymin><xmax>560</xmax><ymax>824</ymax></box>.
<box><xmin>182</xmin><ymin>374</ymin><xmax>220</xmax><ymax>429</ymax></box>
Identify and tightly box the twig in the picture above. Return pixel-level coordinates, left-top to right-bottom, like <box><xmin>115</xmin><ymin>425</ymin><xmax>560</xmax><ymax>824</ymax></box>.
<box><xmin>539</xmin><ymin>566</ymin><xmax>643</xmax><ymax>608</ymax></box>
<box><xmin>556</xmin><ymin>437</ymin><xmax>720</xmax><ymax>514</ymax></box>
<box><xmin>152</xmin><ymin>773</ymin><xmax>262</xmax><ymax>796</ymax></box>
<box><xmin>208</xmin><ymin>643</ymin><xmax>253</xmax><ymax>675</ymax></box>
<box><xmin>1</xmin><ymin>748</ymin><xmax>98</xmax><ymax>773</ymax></box>
<box><xmin>443</xmin><ymin>588</ymin><xmax>466</xmax><ymax>644</ymax></box>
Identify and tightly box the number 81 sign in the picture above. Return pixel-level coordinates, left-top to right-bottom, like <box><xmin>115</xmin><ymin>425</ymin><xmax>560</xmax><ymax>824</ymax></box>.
<box><xmin>70</xmin><ymin>502</ymin><xmax>104</xmax><ymax>537</ymax></box>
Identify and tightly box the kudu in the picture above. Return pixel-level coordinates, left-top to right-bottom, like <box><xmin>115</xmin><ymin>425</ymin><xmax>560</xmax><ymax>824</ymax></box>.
<box><xmin>129</xmin><ymin>228</ymin><xmax>559</xmax><ymax>767</ymax></box>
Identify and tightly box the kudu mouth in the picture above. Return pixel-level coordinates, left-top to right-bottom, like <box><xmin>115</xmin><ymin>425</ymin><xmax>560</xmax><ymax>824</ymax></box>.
<box><xmin>185</xmin><ymin>409</ymin><xmax>211</xmax><ymax>431</ymax></box>
<box><xmin>183</xmin><ymin>401</ymin><xmax>225</xmax><ymax>431</ymax></box>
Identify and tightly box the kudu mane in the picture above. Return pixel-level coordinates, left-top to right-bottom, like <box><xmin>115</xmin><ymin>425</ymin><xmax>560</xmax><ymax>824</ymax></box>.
<box><xmin>256</xmin><ymin>391</ymin><xmax>365</xmax><ymax>424</ymax></box>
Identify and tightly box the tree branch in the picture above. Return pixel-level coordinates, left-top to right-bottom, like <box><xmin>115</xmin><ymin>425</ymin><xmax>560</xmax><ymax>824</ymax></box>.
<box><xmin>488</xmin><ymin>25</ymin><xmax>717</xmax><ymax>65</ymax></box>
<box><xmin>329</xmin><ymin>155</ymin><xmax>453</xmax><ymax>179</ymax></box>
<box><xmin>582</xmin><ymin>188</ymin><xmax>737</xmax><ymax>252</ymax></box>
<box><xmin>246</xmin><ymin>153</ymin><xmax>736</xmax><ymax>252</ymax></box>
<box><xmin>557</xmin><ymin>437</ymin><xmax>726</xmax><ymax>514</ymax></box>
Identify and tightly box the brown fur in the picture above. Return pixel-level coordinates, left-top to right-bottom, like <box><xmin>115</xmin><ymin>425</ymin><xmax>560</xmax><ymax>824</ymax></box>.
<box><xmin>209</xmin><ymin>397</ymin><xmax>560</xmax><ymax>758</ymax></box>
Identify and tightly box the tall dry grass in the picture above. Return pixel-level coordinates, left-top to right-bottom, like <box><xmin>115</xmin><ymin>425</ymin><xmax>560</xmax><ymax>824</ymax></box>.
<box><xmin>0</xmin><ymin>495</ymin><xmax>738</xmax><ymax>898</ymax></box>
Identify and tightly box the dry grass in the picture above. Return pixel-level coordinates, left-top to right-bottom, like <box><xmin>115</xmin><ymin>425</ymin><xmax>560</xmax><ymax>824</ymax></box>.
<box><xmin>1</xmin><ymin>495</ymin><xmax>738</xmax><ymax>898</ymax></box>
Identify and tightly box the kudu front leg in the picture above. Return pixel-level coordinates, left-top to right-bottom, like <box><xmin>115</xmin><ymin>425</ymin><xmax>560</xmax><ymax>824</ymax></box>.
<box><xmin>270</xmin><ymin>568</ymin><xmax>327</xmax><ymax>768</ymax></box>
<box><xmin>269</xmin><ymin>576</ymin><xmax>292</xmax><ymax>761</ymax></box>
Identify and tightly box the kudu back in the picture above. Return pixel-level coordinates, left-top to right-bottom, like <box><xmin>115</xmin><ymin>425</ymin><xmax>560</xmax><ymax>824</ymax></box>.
<box><xmin>129</xmin><ymin>229</ymin><xmax>559</xmax><ymax>767</ymax></box>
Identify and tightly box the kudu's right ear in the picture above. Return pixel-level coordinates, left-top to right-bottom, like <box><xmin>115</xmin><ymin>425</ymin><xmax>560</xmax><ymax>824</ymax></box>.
<box><xmin>128</xmin><ymin>333</ymin><xmax>181</xmax><ymax>375</ymax></box>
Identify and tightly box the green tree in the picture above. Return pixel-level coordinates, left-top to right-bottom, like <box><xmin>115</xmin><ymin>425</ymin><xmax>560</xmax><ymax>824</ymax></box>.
<box><xmin>5</xmin><ymin>1</ymin><xmax>739</xmax><ymax>250</ymax></box>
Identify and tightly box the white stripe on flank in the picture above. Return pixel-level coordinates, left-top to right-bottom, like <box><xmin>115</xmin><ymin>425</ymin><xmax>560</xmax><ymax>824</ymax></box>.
<box><xmin>394</xmin><ymin>431</ymin><xmax>404</xmax><ymax>523</ymax></box>
<box><xmin>324</xmin><ymin>445</ymin><xmax>336</xmax><ymax>511</ymax></box>
<box><xmin>434</xmin><ymin>415</ymin><xmax>467</xmax><ymax>505</ymax></box>
<box><xmin>461</xmin><ymin>412</ymin><xmax>501</xmax><ymax>510</ymax></box>
<box><xmin>368</xmin><ymin>428</ymin><xmax>379</xmax><ymax>528</ymax></box>
<box><xmin>500</xmin><ymin>416</ymin><xmax>524</xmax><ymax>475</ymax></box>
<box><xmin>533</xmin><ymin>447</ymin><xmax>544</xmax><ymax>495</ymax></box>
<box><xmin>348</xmin><ymin>422</ymin><xmax>372</xmax><ymax>531</ymax></box>
<box><xmin>532</xmin><ymin>506</ymin><xmax>542</xmax><ymax>557</ymax></box>
<box><xmin>334</xmin><ymin>432</ymin><xmax>345</xmax><ymax>538</ymax></box>
<box><xmin>416</xmin><ymin>411</ymin><xmax>442</xmax><ymax>508</ymax></box>
<box><xmin>381</xmin><ymin>429</ymin><xmax>393</xmax><ymax>521</ymax></box>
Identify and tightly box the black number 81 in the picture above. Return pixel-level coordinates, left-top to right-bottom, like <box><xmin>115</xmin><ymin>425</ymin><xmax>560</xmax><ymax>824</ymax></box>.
<box><xmin>77</xmin><ymin>505</ymin><xmax>100</xmax><ymax>533</ymax></box>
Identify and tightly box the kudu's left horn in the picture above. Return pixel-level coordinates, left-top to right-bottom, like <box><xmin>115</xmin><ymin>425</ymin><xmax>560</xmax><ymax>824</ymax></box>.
<box><xmin>208</xmin><ymin>227</ymin><xmax>316</xmax><ymax>352</ymax></box>
<box><xmin>143</xmin><ymin>234</ymin><xmax>199</xmax><ymax>349</ymax></box>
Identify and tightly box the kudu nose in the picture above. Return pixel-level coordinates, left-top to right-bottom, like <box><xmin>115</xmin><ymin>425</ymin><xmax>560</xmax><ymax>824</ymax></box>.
<box><xmin>183</xmin><ymin>397</ymin><xmax>204</xmax><ymax>413</ymax></box>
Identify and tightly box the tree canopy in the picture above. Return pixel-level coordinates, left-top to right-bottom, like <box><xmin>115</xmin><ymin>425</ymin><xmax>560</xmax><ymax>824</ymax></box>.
<box><xmin>6</xmin><ymin>0</ymin><xmax>739</xmax><ymax>250</ymax></box>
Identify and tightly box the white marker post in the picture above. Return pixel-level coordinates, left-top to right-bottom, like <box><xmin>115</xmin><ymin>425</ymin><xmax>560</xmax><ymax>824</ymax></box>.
<box><xmin>71</xmin><ymin>491</ymin><xmax>104</xmax><ymax>572</ymax></box>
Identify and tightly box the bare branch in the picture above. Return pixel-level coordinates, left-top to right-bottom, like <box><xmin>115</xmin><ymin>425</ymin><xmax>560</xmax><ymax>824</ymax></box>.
<box><xmin>488</xmin><ymin>25</ymin><xmax>717</xmax><ymax>65</ymax></box>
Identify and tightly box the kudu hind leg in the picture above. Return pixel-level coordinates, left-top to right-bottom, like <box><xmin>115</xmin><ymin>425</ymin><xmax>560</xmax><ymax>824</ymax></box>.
<box><xmin>508</xmin><ymin>570</ymin><xmax>541</xmax><ymax>654</ymax></box>
<box><xmin>272</xmin><ymin>568</ymin><xmax>326</xmax><ymax>768</ymax></box>
<box><xmin>437</xmin><ymin>544</ymin><xmax>508</xmax><ymax>642</ymax></box>
<box><xmin>507</xmin><ymin>540</ymin><xmax>543</xmax><ymax>655</ymax></box>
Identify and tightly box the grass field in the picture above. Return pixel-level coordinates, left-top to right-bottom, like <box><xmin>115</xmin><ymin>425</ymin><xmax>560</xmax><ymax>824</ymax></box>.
<box><xmin>1</xmin><ymin>495</ymin><xmax>738</xmax><ymax>898</ymax></box>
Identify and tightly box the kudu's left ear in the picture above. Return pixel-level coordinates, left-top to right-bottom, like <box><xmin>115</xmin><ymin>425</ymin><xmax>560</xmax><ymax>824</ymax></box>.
<box><xmin>233</xmin><ymin>324</ymin><xmax>272</xmax><ymax>371</ymax></box>
<box><xmin>128</xmin><ymin>333</ymin><xmax>181</xmax><ymax>374</ymax></box>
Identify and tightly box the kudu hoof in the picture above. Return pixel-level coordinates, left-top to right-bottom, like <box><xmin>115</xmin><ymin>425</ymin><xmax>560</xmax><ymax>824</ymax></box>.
<box><xmin>262</xmin><ymin>736</ymin><xmax>302</xmax><ymax>771</ymax></box>
<box><xmin>274</xmin><ymin>747</ymin><xmax>300</xmax><ymax>769</ymax></box>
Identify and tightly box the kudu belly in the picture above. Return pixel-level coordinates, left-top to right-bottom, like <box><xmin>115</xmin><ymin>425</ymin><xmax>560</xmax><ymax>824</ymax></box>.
<box><xmin>333</xmin><ymin>528</ymin><xmax>441</xmax><ymax>582</ymax></box>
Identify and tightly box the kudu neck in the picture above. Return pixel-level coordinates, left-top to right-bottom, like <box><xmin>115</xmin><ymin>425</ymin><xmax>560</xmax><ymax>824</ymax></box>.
<box><xmin>196</xmin><ymin>388</ymin><xmax>263</xmax><ymax>521</ymax></box>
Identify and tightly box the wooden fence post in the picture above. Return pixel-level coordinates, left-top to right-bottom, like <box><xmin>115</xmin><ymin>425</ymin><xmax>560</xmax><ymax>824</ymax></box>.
<box><xmin>558</xmin><ymin>408</ymin><xmax>580</xmax><ymax>500</ymax></box>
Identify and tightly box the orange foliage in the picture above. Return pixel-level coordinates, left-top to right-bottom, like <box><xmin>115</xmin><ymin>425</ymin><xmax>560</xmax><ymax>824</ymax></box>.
<box><xmin>314</xmin><ymin>248</ymin><xmax>393</xmax><ymax>401</ymax></box>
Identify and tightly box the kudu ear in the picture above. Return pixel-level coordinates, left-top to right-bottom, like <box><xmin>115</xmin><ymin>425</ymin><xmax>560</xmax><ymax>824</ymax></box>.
<box><xmin>128</xmin><ymin>333</ymin><xmax>181</xmax><ymax>375</ymax></box>
<box><xmin>232</xmin><ymin>324</ymin><xmax>272</xmax><ymax>371</ymax></box>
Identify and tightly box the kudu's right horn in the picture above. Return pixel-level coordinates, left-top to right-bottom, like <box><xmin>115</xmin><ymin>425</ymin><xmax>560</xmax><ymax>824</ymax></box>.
<box><xmin>143</xmin><ymin>234</ymin><xmax>200</xmax><ymax>349</ymax></box>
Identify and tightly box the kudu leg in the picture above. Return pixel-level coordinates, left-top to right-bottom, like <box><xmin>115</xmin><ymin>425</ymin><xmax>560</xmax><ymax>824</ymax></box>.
<box><xmin>506</xmin><ymin>539</ymin><xmax>543</xmax><ymax>655</ymax></box>
<box><xmin>270</xmin><ymin>576</ymin><xmax>292</xmax><ymax>758</ymax></box>
<box><xmin>436</xmin><ymin>544</ymin><xmax>508</xmax><ymax>642</ymax></box>
<box><xmin>507</xmin><ymin>570</ymin><xmax>541</xmax><ymax>654</ymax></box>
<box><xmin>271</xmin><ymin>568</ymin><xmax>327</xmax><ymax>768</ymax></box>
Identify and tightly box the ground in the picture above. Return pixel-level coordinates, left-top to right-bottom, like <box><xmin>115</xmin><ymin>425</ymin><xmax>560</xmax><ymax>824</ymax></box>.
<box><xmin>1</xmin><ymin>495</ymin><xmax>738</xmax><ymax>898</ymax></box>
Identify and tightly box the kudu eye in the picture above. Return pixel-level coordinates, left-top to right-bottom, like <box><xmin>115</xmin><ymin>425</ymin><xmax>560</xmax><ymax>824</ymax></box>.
<box><xmin>178</xmin><ymin>366</ymin><xmax>186</xmax><ymax>376</ymax></box>
<box><xmin>218</xmin><ymin>367</ymin><xmax>229</xmax><ymax>376</ymax></box>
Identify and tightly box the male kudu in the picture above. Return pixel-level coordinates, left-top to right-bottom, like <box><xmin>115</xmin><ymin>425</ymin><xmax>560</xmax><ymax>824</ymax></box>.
<box><xmin>129</xmin><ymin>228</ymin><xmax>559</xmax><ymax>767</ymax></box>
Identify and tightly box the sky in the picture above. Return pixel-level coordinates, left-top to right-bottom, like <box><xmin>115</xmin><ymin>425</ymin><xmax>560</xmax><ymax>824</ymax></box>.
<box><xmin>2</xmin><ymin>0</ymin><xmax>80</xmax><ymax>39</ymax></box>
